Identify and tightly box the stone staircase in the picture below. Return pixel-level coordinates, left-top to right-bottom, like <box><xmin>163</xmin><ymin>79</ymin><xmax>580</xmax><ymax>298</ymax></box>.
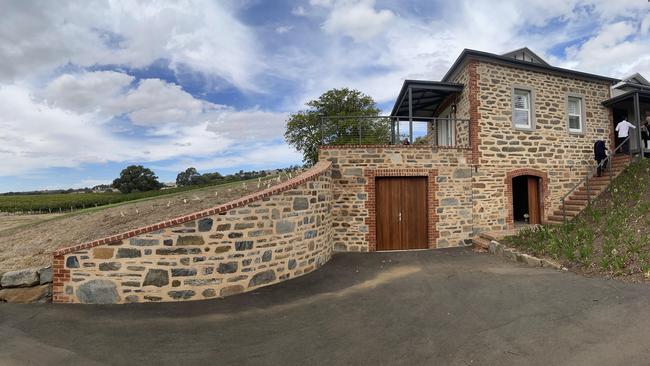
<box><xmin>546</xmin><ymin>154</ymin><xmax>631</xmax><ymax>225</ymax></box>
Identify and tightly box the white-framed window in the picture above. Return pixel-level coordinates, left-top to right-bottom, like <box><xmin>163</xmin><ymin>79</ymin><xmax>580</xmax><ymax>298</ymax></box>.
<box><xmin>567</xmin><ymin>96</ymin><xmax>583</xmax><ymax>133</ymax></box>
<box><xmin>513</xmin><ymin>88</ymin><xmax>532</xmax><ymax>129</ymax></box>
<box><xmin>437</xmin><ymin>115</ymin><xmax>455</xmax><ymax>146</ymax></box>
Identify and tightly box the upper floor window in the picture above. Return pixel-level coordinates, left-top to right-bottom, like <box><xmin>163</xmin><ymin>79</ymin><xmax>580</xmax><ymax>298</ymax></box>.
<box><xmin>567</xmin><ymin>96</ymin><xmax>584</xmax><ymax>134</ymax></box>
<box><xmin>513</xmin><ymin>88</ymin><xmax>533</xmax><ymax>129</ymax></box>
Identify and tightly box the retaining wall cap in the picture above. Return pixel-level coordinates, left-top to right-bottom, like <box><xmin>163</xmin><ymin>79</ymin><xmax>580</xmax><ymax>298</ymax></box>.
<box><xmin>53</xmin><ymin>161</ymin><xmax>332</xmax><ymax>257</ymax></box>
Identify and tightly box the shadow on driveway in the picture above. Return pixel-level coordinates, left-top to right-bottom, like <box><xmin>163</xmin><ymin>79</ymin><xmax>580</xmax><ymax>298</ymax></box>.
<box><xmin>2</xmin><ymin>248</ymin><xmax>650</xmax><ymax>365</ymax></box>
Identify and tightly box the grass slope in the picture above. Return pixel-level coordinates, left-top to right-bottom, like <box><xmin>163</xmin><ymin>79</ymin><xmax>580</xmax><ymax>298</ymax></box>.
<box><xmin>503</xmin><ymin>158</ymin><xmax>650</xmax><ymax>281</ymax></box>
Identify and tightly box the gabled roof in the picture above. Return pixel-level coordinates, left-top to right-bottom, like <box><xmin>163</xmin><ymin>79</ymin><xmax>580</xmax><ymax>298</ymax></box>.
<box><xmin>623</xmin><ymin>73</ymin><xmax>650</xmax><ymax>86</ymax></box>
<box><xmin>442</xmin><ymin>48</ymin><xmax>619</xmax><ymax>84</ymax></box>
<box><xmin>501</xmin><ymin>47</ymin><xmax>550</xmax><ymax>66</ymax></box>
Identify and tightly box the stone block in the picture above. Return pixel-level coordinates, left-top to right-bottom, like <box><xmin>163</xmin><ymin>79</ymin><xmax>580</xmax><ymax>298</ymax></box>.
<box><xmin>440</xmin><ymin>198</ymin><xmax>459</xmax><ymax>206</ymax></box>
<box><xmin>202</xmin><ymin>288</ymin><xmax>217</xmax><ymax>298</ymax></box>
<box><xmin>143</xmin><ymin>269</ymin><xmax>169</xmax><ymax>287</ymax></box>
<box><xmin>116</xmin><ymin>248</ymin><xmax>141</xmax><ymax>258</ymax></box>
<box><xmin>1</xmin><ymin>268</ymin><xmax>40</xmax><ymax>288</ymax></box>
<box><xmin>176</xmin><ymin>236</ymin><xmax>205</xmax><ymax>246</ymax></box>
<box><xmin>235</xmin><ymin>241</ymin><xmax>253</xmax><ymax>251</ymax></box>
<box><xmin>93</xmin><ymin>248</ymin><xmax>114</xmax><ymax>259</ymax></box>
<box><xmin>156</xmin><ymin>248</ymin><xmax>202</xmax><ymax>255</ymax></box>
<box><xmin>172</xmin><ymin>268</ymin><xmax>197</xmax><ymax>277</ymax></box>
<box><xmin>38</xmin><ymin>266</ymin><xmax>53</xmax><ymax>284</ymax></box>
<box><xmin>168</xmin><ymin>290</ymin><xmax>195</xmax><ymax>300</ymax></box>
<box><xmin>453</xmin><ymin>168</ymin><xmax>472</xmax><ymax>179</ymax></box>
<box><xmin>220</xmin><ymin>285</ymin><xmax>245</xmax><ymax>297</ymax></box>
<box><xmin>198</xmin><ymin>218</ymin><xmax>214</xmax><ymax>232</ymax></box>
<box><xmin>293</xmin><ymin>197</ymin><xmax>309</xmax><ymax>211</ymax></box>
<box><xmin>262</xmin><ymin>250</ymin><xmax>272</xmax><ymax>262</ymax></box>
<box><xmin>66</xmin><ymin>256</ymin><xmax>80</xmax><ymax>269</ymax></box>
<box><xmin>276</xmin><ymin>220</ymin><xmax>295</xmax><ymax>234</ymax></box>
<box><xmin>98</xmin><ymin>262</ymin><xmax>121</xmax><ymax>271</ymax></box>
<box><xmin>343</xmin><ymin>168</ymin><xmax>363</xmax><ymax>177</ymax></box>
<box><xmin>217</xmin><ymin>262</ymin><xmax>238</xmax><ymax>274</ymax></box>
<box><xmin>130</xmin><ymin>238</ymin><xmax>159</xmax><ymax>246</ymax></box>
<box><xmin>0</xmin><ymin>284</ymin><xmax>51</xmax><ymax>303</ymax></box>
<box><xmin>77</xmin><ymin>280</ymin><xmax>120</xmax><ymax>304</ymax></box>
<box><xmin>249</xmin><ymin>270</ymin><xmax>276</xmax><ymax>287</ymax></box>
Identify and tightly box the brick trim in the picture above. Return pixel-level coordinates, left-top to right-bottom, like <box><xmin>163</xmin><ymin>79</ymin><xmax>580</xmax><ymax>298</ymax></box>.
<box><xmin>467</xmin><ymin>60</ymin><xmax>482</xmax><ymax>165</ymax></box>
<box><xmin>52</xmin><ymin>254</ymin><xmax>70</xmax><ymax>303</ymax></box>
<box><xmin>319</xmin><ymin>145</ymin><xmax>471</xmax><ymax>151</ymax></box>
<box><xmin>504</xmin><ymin>168</ymin><xmax>549</xmax><ymax>228</ymax></box>
<box><xmin>52</xmin><ymin>161</ymin><xmax>332</xmax><ymax>257</ymax></box>
<box><xmin>364</xmin><ymin>169</ymin><xmax>439</xmax><ymax>251</ymax></box>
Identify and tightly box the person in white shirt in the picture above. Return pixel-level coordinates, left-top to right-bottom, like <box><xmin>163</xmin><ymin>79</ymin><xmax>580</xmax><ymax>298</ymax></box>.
<box><xmin>615</xmin><ymin>119</ymin><xmax>636</xmax><ymax>155</ymax></box>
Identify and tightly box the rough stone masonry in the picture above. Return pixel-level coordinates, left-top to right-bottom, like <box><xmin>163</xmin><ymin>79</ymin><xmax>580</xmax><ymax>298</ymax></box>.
<box><xmin>52</xmin><ymin>162</ymin><xmax>333</xmax><ymax>304</ymax></box>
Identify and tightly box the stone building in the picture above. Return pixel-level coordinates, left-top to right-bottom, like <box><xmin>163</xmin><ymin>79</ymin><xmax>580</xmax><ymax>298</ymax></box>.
<box><xmin>51</xmin><ymin>48</ymin><xmax>650</xmax><ymax>304</ymax></box>
<box><xmin>320</xmin><ymin>47</ymin><xmax>650</xmax><ymax>251</ymax></box>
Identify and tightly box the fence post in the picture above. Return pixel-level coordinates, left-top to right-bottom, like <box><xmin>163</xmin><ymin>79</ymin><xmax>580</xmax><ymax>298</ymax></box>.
<box><xmin>358</xmin><ymin>119</ymin><xmax>362</xmax><ymax>145</ymax></box>
<box><xmin>319</xmin><ymin>115</ymin><xmax>324</xmax><ymax>146</ymax></box>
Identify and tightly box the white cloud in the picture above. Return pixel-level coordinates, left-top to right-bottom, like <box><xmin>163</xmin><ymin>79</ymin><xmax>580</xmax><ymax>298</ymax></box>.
<box><xmin>276</xmin><ymin>25</ymin><xmax>294</xmax><ymax>34</ymax></box>
<box><xmin>318</xmin><ymin>0</ymin><xmax>395</xmax><ymax>41</ymax></box>
<box><xmin>0</xmin><ymin>78</ymin><xmax>291</xmax><ymax>177</ymax></box>
<box><xmin>0</xmin><ymin>0</ymin><xmax>263</xmax><ymax>91</ymax></box>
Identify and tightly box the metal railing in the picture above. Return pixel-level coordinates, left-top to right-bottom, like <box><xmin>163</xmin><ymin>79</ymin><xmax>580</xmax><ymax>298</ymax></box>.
<box><xmin>320</xmin><ymin>115</ymin><xmax>471</xmax><ymax>149</ymax></box>
<box><xmin>560</xmin><ymin>137</ymin><xmax>630</xmax><ymax>223</ymax></box>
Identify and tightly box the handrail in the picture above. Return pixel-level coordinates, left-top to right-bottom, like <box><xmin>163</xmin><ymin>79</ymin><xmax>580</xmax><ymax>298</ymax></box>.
<box><xmin>560</xmin><ymin>137</ymin><xmax>630</xmax><ymax>223</ymax></box>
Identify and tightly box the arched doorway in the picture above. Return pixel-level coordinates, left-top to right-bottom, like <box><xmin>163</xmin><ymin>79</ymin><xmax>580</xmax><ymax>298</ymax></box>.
<box><xmin>511</xmin><ymin>175</ymin><xmax>542</xmax><ymax>225</ymax></box>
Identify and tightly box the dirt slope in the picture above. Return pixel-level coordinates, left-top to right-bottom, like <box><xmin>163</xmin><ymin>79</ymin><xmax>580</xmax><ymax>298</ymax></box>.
<box><xmin>0</xmin><ymin>174</ymin><xmax>296</xmax><ymax>272</ymax></box>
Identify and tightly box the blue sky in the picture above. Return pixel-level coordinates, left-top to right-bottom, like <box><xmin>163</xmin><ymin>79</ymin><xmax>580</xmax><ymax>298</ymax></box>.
<box><xmin>1</xmin><ymin>0</ymin><xmax>649</xmax><ymax>192</ymax></box>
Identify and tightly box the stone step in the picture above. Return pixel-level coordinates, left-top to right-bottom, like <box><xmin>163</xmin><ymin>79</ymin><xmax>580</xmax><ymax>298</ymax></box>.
<box><xmin>562</xmin><ymin>204</ymin><xmax>584</xmax><ymax>212</ymax></box>
<box><xmin>547</xmin><ymin>215</ymin><xmax>567</xmax><ymax>223</ymax></box>
<box><xmin>553</xmin><ymin>210</ymin><xmax>577</xmax><ymax>218</ymax></box>
<box><xmin>565</xmin><ymin>198</ymin><xmax>588</xmax><ymax>205</ymax></box>
<box><xmin>472</xmin><ymin>237</ymin><xmax>490</xmax><ymax>250</ymax></box>
<box><xmin>546</xmin><ymin>218</ymin><xmax>564</xmax><ymax>225</ymax></box>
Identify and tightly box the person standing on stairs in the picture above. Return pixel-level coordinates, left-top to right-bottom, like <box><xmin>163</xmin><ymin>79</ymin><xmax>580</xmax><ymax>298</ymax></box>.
<box><xmin>615</xmin><ymin>118</ymin><xmax>636</xmax><ymax>155</ymax></box>
<box><xmin>594</xmin><ymin>140</ymin><xmax>607</xmax><ymax>177</ymax></box>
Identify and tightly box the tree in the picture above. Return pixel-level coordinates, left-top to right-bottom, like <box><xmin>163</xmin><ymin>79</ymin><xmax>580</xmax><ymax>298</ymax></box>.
<box><xmin>176</xmin><ymin>167</ymin><xmax>201</xmax><ymax>187</ymax></box>
<box><xmin>112</xmin><ymin>165</ymin><xmax>163</xmax><ymax>193</ymax></box>
<box><xmin>284</xmin><ymin>88</ymin><xmax>388</xmax><ymax>165</ymax></box>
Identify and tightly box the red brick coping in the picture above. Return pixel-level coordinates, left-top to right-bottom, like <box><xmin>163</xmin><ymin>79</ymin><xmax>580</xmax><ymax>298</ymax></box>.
<box><xmin>53</xmin><ymin>161</ymin><xmax>332</xmax><ymax>257</ymax></box>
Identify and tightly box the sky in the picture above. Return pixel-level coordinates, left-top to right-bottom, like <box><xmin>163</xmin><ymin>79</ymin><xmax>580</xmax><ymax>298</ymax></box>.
<box><xmin>1</xmin><ymin>0</ymin><xmax>650</xmax><ymax>192</ymax></box>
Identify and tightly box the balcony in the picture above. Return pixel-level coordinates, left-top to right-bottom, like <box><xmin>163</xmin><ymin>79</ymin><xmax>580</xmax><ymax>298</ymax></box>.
<box><xmin>319</xmin><ymin>115</ymin><xmax>471</xmax><ymax>149</ymax></box>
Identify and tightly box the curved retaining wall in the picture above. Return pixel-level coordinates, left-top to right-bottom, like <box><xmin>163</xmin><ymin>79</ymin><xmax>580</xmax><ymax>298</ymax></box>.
<box><xmin>52</xmin><ymin>161</ymin><xmax>333</xmax><ymax>304</ymax></box>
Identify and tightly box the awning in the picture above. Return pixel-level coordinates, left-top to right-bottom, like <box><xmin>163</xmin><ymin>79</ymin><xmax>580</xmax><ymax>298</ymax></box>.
<box><xmin>602</xmin><ymin>90</ymin><xmax>650</xmax><ymax>107</ymax></box>
<box><xmin>390</xmin><ymin>80</ymin><xmax>464</xmax><ymax>118</ymax></box>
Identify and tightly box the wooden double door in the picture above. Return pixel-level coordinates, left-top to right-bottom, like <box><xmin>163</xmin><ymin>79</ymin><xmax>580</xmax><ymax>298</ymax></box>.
<box><xmin>375</xmin><ymin>177</ymin><xmax>428</xmax><ymax>250</ymax></box>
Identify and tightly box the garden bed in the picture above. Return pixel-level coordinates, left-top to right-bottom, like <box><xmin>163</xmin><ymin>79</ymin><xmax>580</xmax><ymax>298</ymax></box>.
<box><xmin>502</xmin><ymin>158</ymin><xmax>650</xmax><ymax>282</ymax></box>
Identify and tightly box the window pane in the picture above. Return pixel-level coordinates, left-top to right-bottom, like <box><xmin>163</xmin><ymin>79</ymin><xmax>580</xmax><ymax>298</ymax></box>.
<box><xmin>514</xmin><ymin>89</ymin><xmax>529</xmax><ymax>109</ymax></box>
<box><xmin>569</xmin><ymin>116</ymin><xmax>581</xmax><ymax>130</ymax></box>
<box><xmin>514</xmin><ymin>109</ymin><xmax>530</xmax><ymax>127</ymax></box>
<box><xmin>568</xmin><ymin>97</ymin><xmax>580</xmax><ymax>115</ymax></box>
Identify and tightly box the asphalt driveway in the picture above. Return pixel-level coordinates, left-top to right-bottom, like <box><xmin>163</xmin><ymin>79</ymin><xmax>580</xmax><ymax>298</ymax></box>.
<box><xmin>2</xmin><ymin>248</ymin><xmax>650</xmax><ymax>365</ymax></box>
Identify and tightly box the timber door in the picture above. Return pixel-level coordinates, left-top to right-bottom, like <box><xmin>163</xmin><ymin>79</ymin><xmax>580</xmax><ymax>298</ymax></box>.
<box><xmin>526</xmin><ymin>176</ymin><xmax>541</xmax><ymax>224</ymax></box>
<box><xmin>376</xmin><ymin>177</ymin><xmax>428</xmax><ymax>250</ymax></box>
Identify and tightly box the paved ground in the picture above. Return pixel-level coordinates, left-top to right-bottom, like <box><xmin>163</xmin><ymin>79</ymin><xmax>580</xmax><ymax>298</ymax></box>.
<box><xmin>2</xmin><ymin>248</ymin><xmax>650</xmax><ymax>365</ymax></box>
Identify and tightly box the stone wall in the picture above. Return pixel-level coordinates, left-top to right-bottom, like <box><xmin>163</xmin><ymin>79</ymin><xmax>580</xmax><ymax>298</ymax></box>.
<box><xmin>470</xmin><ymin>60</ymin><xmax>612</xmax><ymax>231</ymax></box>
<box><xmin>52</xmin><ymin>162</ymin><xmax>333</xmax><ymax>304</ymax></box>
<box><xmin>0</xmin><ymin>266</ymin><xmax>52</xmax><ymax>303</ymax></box>
<box><xmin>319</xmin><ymin>146</ymin><xmax>473</xmax><ymax>252</ymax></box>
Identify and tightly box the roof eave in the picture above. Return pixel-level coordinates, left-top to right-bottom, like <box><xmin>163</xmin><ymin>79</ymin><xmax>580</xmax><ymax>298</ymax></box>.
<box><xmin>442</xmin><ymin>49</ymin><xmax>619</xmax><ymax>84</ymax></box>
